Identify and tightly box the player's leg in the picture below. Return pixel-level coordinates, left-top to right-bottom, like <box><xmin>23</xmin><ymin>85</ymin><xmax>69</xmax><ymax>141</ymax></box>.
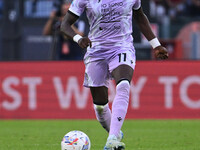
<box><xmin>83</xmin><ymin>57</ymin><xmax>112</xmax><ymax>133</ymax></box>
<box><xmin>104</xmin><ymin>50</ymin><xmax>135</xmax><ymax>150</ymax></box>
<box><xmin>91</xmin><ymin>86</ymin><xmax>124</xmax><ymax>141</ymax></box>
<box><xmin>90</xmin><ymin>86</ymin><xmax>111</xmax><ymax>132</ymax></box>
<box><xmin>109</xmin><ymin>64</ymin><xmax>133</xmax><ymax>137</ymax></box>
<box><xmin>104</xmin><ymin>65</ymin><xmax>133</xmax><ymax>150</ymax></box>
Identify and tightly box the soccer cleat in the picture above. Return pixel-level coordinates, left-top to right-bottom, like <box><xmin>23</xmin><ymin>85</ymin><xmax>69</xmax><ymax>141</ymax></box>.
<box><xmin>103</xmin><ymin>135</ymin><xmax>125</xmax><ymax>150</ymax></box>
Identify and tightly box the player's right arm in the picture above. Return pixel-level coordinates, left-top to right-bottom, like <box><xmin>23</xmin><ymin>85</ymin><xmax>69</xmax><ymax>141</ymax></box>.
<box><xmin>60</xmin><ymin>11</ymin><xmax>91</xmax><ymax>49</ymax></box>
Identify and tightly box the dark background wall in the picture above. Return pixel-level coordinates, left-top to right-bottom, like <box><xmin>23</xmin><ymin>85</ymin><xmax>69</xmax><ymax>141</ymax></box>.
<box><xmin>0</xmin><ymin>0</ymin><xmax>199</xmax><ymax>61</ymax></box>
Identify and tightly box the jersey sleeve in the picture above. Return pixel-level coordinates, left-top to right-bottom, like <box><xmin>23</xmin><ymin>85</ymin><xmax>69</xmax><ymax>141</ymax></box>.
<box><xmin>133</xmin><ymin>0</ymin><xmax>141</xmax><ymax>10</ymax></box>
<box><xmin>68</xmin><ymin>0</ymin><xmax>86</xmax><ymax>16</ymax></box>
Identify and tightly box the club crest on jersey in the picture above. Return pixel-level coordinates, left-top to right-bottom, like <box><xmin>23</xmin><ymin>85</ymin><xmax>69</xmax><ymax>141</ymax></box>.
<box><xmin>117</xmin><ymin>117</ymin><xmax>122</xmax><ymax>121</ymax></box>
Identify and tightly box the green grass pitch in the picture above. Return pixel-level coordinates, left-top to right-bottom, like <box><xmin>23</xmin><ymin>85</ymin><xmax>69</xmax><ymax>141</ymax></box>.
<box><xmin>0</xmin><ymin>120</ymin><xmax>200</xmax><ymax>150</ymax></box>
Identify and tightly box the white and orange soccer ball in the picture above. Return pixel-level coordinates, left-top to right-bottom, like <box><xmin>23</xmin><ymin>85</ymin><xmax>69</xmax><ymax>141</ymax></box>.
<box><xmin>61</xmin><ymin>130</ymin><xmax>91</xmax><ymax>150</ymax></box>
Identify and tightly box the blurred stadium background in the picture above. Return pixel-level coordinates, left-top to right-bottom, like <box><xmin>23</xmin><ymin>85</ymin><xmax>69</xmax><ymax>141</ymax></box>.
<box><xmin>0</xmin><ymin>0</ymin><xmax>200</xmax><ymax>149</ymax></box>
<box><xmin>0</xmin><ymin>0</ymin><xmax>199</xmax><ymax>117</ymax></box>
<box><xmin>0</xmin><ymin>0</ymin><xmax>200</xmax><ymax>61</ymax></box>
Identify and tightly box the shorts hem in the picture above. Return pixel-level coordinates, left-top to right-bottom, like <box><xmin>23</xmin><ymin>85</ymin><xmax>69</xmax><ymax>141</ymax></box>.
<box><xmin>83</xmin><ymin>84</ymin><xmax>109</xmax><ymax>88</ymax></box>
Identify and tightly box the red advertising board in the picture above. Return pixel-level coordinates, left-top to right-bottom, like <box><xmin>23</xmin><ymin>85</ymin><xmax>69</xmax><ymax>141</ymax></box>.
<box><xmin>0</xmin><ymin>61</ymin><xmax>200</xmax><ymax>119</ymax></box>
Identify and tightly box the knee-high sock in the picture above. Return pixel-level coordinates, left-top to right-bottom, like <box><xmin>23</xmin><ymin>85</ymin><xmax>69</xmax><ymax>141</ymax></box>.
<box><xmin>109</xmin><ymin>80</ymin><xmax>130</xmax><ymax>137</ymax></box>
<box><xmin>94</xmin><ymin>103</ymin><xmax>111</xmax><ymax>132</ymax></box>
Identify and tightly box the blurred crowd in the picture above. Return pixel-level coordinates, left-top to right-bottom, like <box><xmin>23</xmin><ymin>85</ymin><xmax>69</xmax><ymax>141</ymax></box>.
<box><xmin>0</xmin><ymin>0</ymin><xmax>198</xmax><ymax>19</ymax></box>
<box><xmin>0</xmin><ymin>0</ymin><xmax>199</xmax><ymax>60</ymax></box>
<box><xmin>42</xmin><ymin>0</ymin><xmax>86</xmax><ymax>60</ymax></box>
<box><xmin>0</xmin><ymin>0</ymin><xmax>3</xmax><ymax>17</ymax></box>
<box><xmin>150</xmin><ymin>0</ymin><xmax>200</xmax><ymax>20</ymax></box>
<box><xmin>1</xmin><ymin>0</ymin><xmax>199</xmax><ymax>20</ymax></box>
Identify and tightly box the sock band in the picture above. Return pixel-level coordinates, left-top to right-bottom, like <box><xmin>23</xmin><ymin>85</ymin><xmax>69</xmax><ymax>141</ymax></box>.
<box><xmin>93</xmin><ymin>101</ymin><xmax>108</xmax><ymax>106</ymax></box>
<box><xmin>116</xmin><ymin>78</ymin><xmax>130</xmax><ymax>85</ymax></box>
<box><xmin>94</xmin><ymin>103</ymin><xmax>108</xmax><ymax>109</ymax></box>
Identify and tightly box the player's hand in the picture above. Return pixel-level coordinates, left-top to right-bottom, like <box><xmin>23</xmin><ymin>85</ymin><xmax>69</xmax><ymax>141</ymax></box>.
<box><xmin>154</xmin><ymin>46</ymin><xmax>168</xmax><ymax>60</ymax></box>
<box><xmin>78</xmin><ymin>37</ymin><xmax>92</xmax><ymax>49</ymax></box>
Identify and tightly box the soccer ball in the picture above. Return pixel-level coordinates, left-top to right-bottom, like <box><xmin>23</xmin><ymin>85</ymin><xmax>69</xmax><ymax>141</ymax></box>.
<box><xmin>61</xmin><ymin>130</ymin><xmax>91</xmax><ymax>150</ymax></box>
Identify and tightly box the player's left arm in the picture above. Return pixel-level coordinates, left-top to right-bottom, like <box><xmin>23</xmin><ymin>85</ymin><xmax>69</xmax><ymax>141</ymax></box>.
<box><xmin>133</xmin><ymin>7</ymin><xmax>168</xmax><ymax>60</ymax></box>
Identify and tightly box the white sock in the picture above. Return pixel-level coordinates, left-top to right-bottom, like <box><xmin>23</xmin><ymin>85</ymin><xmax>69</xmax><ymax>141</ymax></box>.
<box><xmin>109</xmin><ymin>80</ymin><xmax>130</xmax><ymax>137</ymax></box>
<box><xmin>94</xmin><ymin>104</ymin><xmax>111</xmax><ymax>132</ymax></box>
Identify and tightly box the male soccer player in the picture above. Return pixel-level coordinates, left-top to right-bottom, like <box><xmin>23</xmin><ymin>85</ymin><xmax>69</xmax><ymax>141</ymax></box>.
<box><xmin>61</xmin><ymin>0</ymin><xmax>168</xmax><ymax>149</ymax></box>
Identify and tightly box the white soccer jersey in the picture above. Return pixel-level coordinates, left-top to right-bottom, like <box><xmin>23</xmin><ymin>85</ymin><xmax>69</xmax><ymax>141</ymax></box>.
<box><xmin>69</xmin><ymin>0</ymin><xmax>141</xmax><ymax>56</ymax></box>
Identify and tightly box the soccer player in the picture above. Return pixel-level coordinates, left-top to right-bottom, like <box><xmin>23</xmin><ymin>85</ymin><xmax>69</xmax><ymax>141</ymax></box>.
<box><xmin>61</xmin><ymin>0</ymin><xmax>168</xmax><ymax>149</ymax></box>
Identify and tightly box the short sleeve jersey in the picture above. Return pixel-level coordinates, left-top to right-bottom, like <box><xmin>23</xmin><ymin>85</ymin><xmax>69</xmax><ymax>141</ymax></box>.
<box><xmin>69</xmin><ymin>0</ymin><xmax>141</xmax><ymax>55</ymax></box>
